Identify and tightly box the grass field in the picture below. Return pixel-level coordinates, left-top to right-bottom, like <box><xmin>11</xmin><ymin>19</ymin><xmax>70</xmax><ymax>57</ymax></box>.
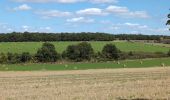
<box><xmin>0</xmin><ymin>41</ymin><xmax>169</xmax><ymax>54</ymax></box>
<box><xmin>0</xmin><ymin>67</ymin><xmax>169</xmax><ymax>100</ymax></box>
<box><xmin>0</xmin><ymin>58</ymin><xmax>170</xmax><ymax>71</ymax></box>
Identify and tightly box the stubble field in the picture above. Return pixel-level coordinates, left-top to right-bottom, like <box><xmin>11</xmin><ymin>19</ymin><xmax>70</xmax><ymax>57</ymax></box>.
<box><xmin>0</xmin><ymin>67</ymin><xmax>169</xmax><ymax>100</ymax></box>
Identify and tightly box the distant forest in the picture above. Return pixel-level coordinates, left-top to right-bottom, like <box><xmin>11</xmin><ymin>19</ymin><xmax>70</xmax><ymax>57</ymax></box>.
<box><xmin>0</xmin><ymin>32</ymin><xmax>169</xmax><ymax>42</ymax></box>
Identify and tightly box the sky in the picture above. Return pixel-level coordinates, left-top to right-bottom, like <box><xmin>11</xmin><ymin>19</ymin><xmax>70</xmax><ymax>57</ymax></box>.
<box><xmin>0</xmin><ymin>0</ymin><xmax>169</xmax><ymax>35</ymax></box>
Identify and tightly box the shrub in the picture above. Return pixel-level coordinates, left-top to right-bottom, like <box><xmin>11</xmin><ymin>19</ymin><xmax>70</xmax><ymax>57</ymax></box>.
<box><xmin>0</xmin><ymin>53</ymin><xmax>7</xmax><ymax>63</ymax></box>
<box><xmin>65</xmin><ymin>45</ymin><xmax>80</xmax><ymax>61</ymax></box>
<box><xmin>167</xmin><ymin>50</ymin><xmax>170</xmax><ymax>56</ymax></box>
<box><xmin>20</xmin><ymin>52</ymin><xmax>32</xmax><ymax>63</ymax></box>
<box><xmin>78</xmin><ymin>42</ymin><xmax>94</xmax><ymax>61</ymax></box>
<box><xmin>7</xmin><ymin>53</ymin><xmax>21</xmax><ymax>64</ymax></box>
<box><xmin>35</xmin><ymin>42</ymin><xmax>59</xmax><ymax>62</ymax></box>
<box><xmin>128</xmin><ymin>51</ymin><xmax>134</xmax><ymax>56</ymax></box>
<box><xmin>65</xmin><ymin>42</ymin><xmax>94</xmax><ymax>61</ymax></box>
<box><xmin>102</xmin><ymin>44</ymin><xmax>121</xmax><ymax>60</ymax></box>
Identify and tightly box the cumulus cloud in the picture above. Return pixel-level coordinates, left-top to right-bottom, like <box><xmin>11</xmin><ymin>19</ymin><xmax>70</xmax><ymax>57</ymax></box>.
<box><xmin>67</xmin><ymin>17</ymin><xmax>94</xmax><ymax>23</ymax></box>
<box><xmin>76</xmin><ymin>8</ymin><xmax>107</xmax><ymax>16</ymax></box>
<box><xmin>35</xmin><ymin>10</ymin><xmax>72</xmax><ymax>18</ymax></box>
<box><xmin>12</xmin><ymin>0</ymin><xmax>84</xmax><ymax>3</ymax></box>
<box><xmin>75</xmin><ymin>6</ymin><xmax>149</xmax><ymax>18</ymax></box>
<box><xmin>13</xmin><ymin>4</ymin><xmax>32</xmax><ymax>11</ymax></box>
<box><xmin>12</xmin><ymin>0</ymin><xmax>117</xmax><ymax>3</ymax></box>
<box><xmin>106</xmin><ymin>5</ymin><xmax>150</xmax><ymax>18</ymax></box>
<box><xmin>89</xmin><ymin>0</ymin><xmax>118</xmax><ymax>3</ymax></box>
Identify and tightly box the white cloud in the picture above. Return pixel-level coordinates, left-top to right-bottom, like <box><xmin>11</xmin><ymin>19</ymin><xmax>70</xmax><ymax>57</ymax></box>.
<box><xmin>67</xmin><ymin>17</ymin><xmax>94</xmax><ymax>23</ymax></box>
<box><xmin>106</xmin><ymin>5</ymin><xmax>150</xmax><ymax>18</ymax></box>
<box><xmin>89</xmin><ymin>0</ymin><xmax>118</xmax><ymax>3</ymax></box>
<box><xmin>75</xmin><ymin>6</ymin><xmax>149</xmax><ymax>18</ymax></box>
<box><xmin>13</xmin><ymin>4</ymin><xmax>32</xmax><ymax>11</ymax></box>
<box><xmin>76</xmin><ymin>8</ymin><xmax>107</xmax><ymax>16</ymax></box>
<box><xmin>22</xmin><ymin>25</ymin><xmax>30</xmax><ymax>31</ymax></box>
<box><xmin>124</xmin><ymin>22</ymin><xmax>149</xmax><ymax>29</ymax></box>
<box><xmin>35</xmin><ymin>10</ymin><xmax>72</xmax><ymax>18</ymax></box>
<box><xmin>12</xmin><ymin>0</ymin><xmax>84</xmax><ymax>3</ymax></box>
<box><xmin>12</xmin><ymin>0</ymin><xmax>117</xmax><ymax>3</ymax></box>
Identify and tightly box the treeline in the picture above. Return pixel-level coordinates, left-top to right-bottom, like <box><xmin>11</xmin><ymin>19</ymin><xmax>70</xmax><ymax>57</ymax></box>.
<box><xmin>0</xmin><ymin>32</ymin><xmax>169</xmax><ymax>42</ymax></box>
<box><xmin>0</xmin><ymin>42</ymin><xmax>170</xmax><ymax>64</ymax></box>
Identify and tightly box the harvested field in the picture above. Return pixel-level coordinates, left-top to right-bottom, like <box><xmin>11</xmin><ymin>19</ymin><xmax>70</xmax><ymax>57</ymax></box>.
<box><xmin>0</xmin><ymin>67</ymin><xmax>170</xmax><ymax>100</ymax></box>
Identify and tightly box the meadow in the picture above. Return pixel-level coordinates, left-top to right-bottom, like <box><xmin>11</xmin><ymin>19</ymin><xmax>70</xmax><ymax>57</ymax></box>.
<box><xmin>0</xmin><ymin>41</ymin><xmax>169</xmax><ymax>54</ymax></box>
<box><xmin>0</xmin><ymin>58</ymin><xmax>170</xmax><ymax>71</ymax></box>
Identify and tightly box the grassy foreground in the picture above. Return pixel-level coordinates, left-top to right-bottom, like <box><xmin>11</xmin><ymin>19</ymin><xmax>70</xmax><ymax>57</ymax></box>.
<box><xmin>0</xmin><ymin>58</ymin><xmax>170</xmax><ymax>71</ymax></box>
<box><xmin>0</xmin><ymin>41</ymin><xmax>169</xmax><ymax>54</ymax></box>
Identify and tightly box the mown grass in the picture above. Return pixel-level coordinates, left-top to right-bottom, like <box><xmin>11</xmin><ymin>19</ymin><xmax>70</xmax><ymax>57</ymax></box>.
<box><xmin>0</xmin><ymin>41</ymin><xmax>169</xmax><ymax>54</ymax></box>
<box><xmin>0</xmin><ymin>58</ymin><xmax>169</xmax><ymax>71</ymax></box>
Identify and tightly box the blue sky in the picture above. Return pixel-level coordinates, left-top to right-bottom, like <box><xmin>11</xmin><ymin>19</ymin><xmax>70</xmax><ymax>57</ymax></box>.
<box><xmin>0</xmin><ymin>0</ymin><xmax>169</xmax><ymax>35</ymax></box>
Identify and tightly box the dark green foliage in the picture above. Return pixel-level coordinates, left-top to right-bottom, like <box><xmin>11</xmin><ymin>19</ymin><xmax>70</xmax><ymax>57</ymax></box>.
<box><xmin>0</xmin><ymin>53</ymin><xmax>7</xmax><ymax>63</ymax></box>
<box><xmin>35</xmin><ymin>42</ymin><xmax>59</xmax><ymax>62</ymax></box>
<box><xmin>0</xmin><ymin>32</ymin><xmax>166</xmax><ymax>42</ymax></box>
<box><xmin>128</xmin><ymin>51</ymin><xmax>134</xmax><ymax>56</ymax></box>
<box><xmin>78</xmin><ymin>42</ymin><xmax>94</xmax><ymax>60</ymax></box>
<box><xmin>167</xmin><ymin>13</ymin><xmax>170</xmax><ymax>30</ymax></box>
<box><xmin>65</xmin><ymin>45</ymin><xmax>80</xmax><ymax>61</ymax></box>
<box><xmin>20</xmin><ymin>52</ymin><xmax>32</xmax><ymax>62</ymax></box>
<box><xmin>7</xmin><ymin>53</ymin><xmax>21</xmax><ymax>64</ymax></box>
<box><xmin>102</xmin><ymin>44</ymin><xmax>121</xmax><ymax>60</ymax></box>
<box><xmin>65</xmin><ymin>42</ymin><xmax>94</xmax><ymax>61</ymax></box>
<box><xmin>167</xmin><ymin>50</ymin><xmax>170</xmax><ymax>56</ymax></box>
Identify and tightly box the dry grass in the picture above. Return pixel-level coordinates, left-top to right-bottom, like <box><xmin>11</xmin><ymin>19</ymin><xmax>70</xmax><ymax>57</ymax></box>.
<box><xmin>0</xmin><ymin>67</ymin><xmax>170</xmax><ymax>100</ymax></box>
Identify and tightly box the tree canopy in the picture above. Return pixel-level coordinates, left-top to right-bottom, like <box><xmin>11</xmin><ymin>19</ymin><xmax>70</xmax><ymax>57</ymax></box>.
<box><xmin>167</xmin><ymin>13</ymin><xmax>170</xmax><ymax>30</ymax></box>
<box><xmin>0</xmin><ymin>32</ymin><xmax>167</xmax><ymax>42</ymax></box>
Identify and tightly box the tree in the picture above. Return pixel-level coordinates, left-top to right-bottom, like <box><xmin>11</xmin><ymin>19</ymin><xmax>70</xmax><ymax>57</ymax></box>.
<box><xmin>20</xmin><ymin>52</ymin><xmax>32</xmax><ymax>62</ymax></box>
<box><xmin>65</xmin><ymin>42</ymin><xmax>94</xmax><ymax>61</ymax></box>
<box><xmin>0</xmin><ymin>53</ymin><xmax>7</xmax><ymax>63</ymax></box>
<box><xmin>35</xmin><ymin>42</ymin><xmax>59</xmax><ymax>62</ymax></box>
<box><xmin>167</xmin><ymin>14</ymin><xmax>170</xmax><ymax>25</ymax></box>
<box><xmin>167</xmin><ymin>13</ymin><xmax>170</xmax><ymax>30</ymax></box>
<box><xmin>65</xmin><ymin>45</ymin><xmax>80</xmax><ymax>61</ymax></box>
<box><xmin>78</xmin><ymin>42</ymin><xmax>94</xmax><ymax>61</ymax></box>
<box><xmin>167</xmin><ymin>50</ymin><xmax>170</xmax><ymax>56</ymax></box>
<box><xmin>102</xmin><ymin>44</ymin><xmax>121</xmax><ymax>60</ymax></box>
<box><xmin>7</xmin><ymin>53</ymin><xmax>21</xmax><ymax>64</ymax></box>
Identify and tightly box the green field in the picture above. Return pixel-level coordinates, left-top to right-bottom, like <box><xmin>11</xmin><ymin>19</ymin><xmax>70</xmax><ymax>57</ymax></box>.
<box><xmin>0</xmin><ymin>58</ymin><xmax>169</xmax><ymax>71</ymax></box>
<box><xmin>0</xmin><ymin>41</ymin><xmax>169</xmax><ymax>54</ymax></box>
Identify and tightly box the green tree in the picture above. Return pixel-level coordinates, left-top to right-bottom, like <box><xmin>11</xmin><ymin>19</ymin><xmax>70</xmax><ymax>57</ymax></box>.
<box><xmin>7</xmin><ymin>53</ymin><xmax>21</xmax><ymax>64</ymax></box>
<box><xmin>78</xmin><ymin>42</ymin><xmax>94</xmax><ymax>61</ymax></box>
<box><xmin>167</xmin><ymin>13</ymin><xmax>170</xmax><ymax>30</ymax></box>
<box><xmin>167</xmin><ymin>14</ymin><xmax>170</xmax><ymax>25</ymax></box>
<box><xmin>167</xmin><ymin>50</ymin><xmax>170</xmax><ymax>56</ymax></box>
<box><xmin>35</xmin><ymin>42</ymin><xmax>59</xmax><ymax>62</ymax></box>
<box><xmin>102</xmin><ymin>44</ymin><xmax>121</xmax><ymax>60</ymax></box>
<box><xmin>65</xmin><ymin>42</ymin><xmax>94</xmax><ymax>61</ymax></box>
<box><xmin>65</xmin><ymin>45</ymin><xmax>80</xmax><ymax>61</ymax></box>
<box><xmin>20</xmin><ymin>52</ymin><xmax>32</xmax><ymax>63</ymax></box>
<box><xmin>0</xmin><ymin>53</ymin><xmax>7</xmax><ymax>63</ymax></box>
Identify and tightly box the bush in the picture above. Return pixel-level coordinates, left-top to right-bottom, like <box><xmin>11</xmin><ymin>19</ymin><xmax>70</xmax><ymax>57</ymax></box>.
<box><xmin>65</xmin><ymin>42</ymin><xmax>94</xmax><ymax>61</ymax></box>
<box><xmin>167</xmin><ymin>50</ymin><xmax>170</xmax><ymax>56</ymax></box>
<box><xmin>35</xmin><ymin>42</ymin><xmax>59</xmax><ymax>62</ymax></box>
<box><xmin>7</xmin><ymin>53</ymin><xmax>21</xmax><ymax>64</ymax></box>
<box><xmin>78</xmin><ymin>42</ymin><xmax>94</xmax><ymax>61</ymax></box>
<box><xmin>20</xmin><ymin>52</ymin><xmax>32</xmax><ymax>63</ymax></box>
<box><xmin>102</xmin><ymin>44</ymin><xmax>121</xmax><ymax>60</ymax></box>
<box><xmin>65</xmin><ymin>45</ymin><xmax>80</xmax><ymax>61</ymax></box>
<box><xmin>0</xmin><ymin>53</ymin><xmax>7</xmax><ymax>63</ymax></box>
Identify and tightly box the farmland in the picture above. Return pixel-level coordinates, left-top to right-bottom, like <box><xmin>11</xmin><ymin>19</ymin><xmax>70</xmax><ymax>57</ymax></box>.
<box><xmin>0</xmin><ymin>41</ymin><xmax>169</xmax><ymax>54</ymax></box>
<box><xmin>0</xmin><ymin>57</ymin><xmax>170</xmax><ymax>71</ymax></box>
<box><xmin>0</xmin><ymin>67</ymin><xmax>169</xmax><ymax>100</ymax></box>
